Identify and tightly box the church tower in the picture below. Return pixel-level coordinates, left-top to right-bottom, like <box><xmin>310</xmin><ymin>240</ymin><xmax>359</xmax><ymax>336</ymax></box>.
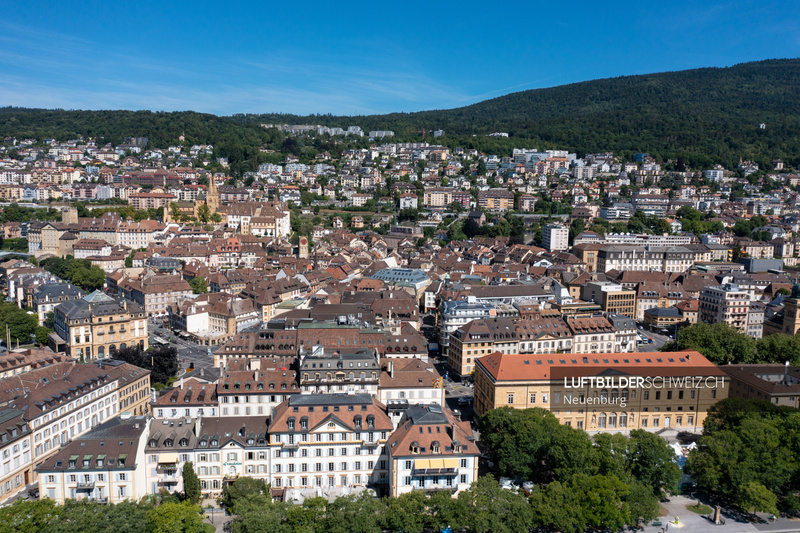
<box><xmin>783</xmin><ymin>284</ymin><xmax>800</xmax><ymax>335</ymax></box>
<box><xmin>206</xmin><ymin>175</ymin><xmax>219</xmax><ymax>215</ymax></box>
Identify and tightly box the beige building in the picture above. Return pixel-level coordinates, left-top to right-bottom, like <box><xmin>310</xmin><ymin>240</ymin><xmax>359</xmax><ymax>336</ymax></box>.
<box><xmin>51</xmin><ymin>290</ymin><xmax>148</xmax><ymax>360</ymax></box>
<box><xmin>474</xmin><ymin>350</ymin><xmax>728</xmax><ymax>433</ymax></box>
<box><xmin>722</xmin><ymin>364</ymin><xmax>800</xmax><ymax>408</ymax></box>
<box><xmin>581</xmin><ymin>281</ymin><xmax>637</xmax><ymax>318</ymax></box>
<box><xmin>37</xmin><ymin>416</ymin><xmax>150</xmax><ymax>504</ymax></box>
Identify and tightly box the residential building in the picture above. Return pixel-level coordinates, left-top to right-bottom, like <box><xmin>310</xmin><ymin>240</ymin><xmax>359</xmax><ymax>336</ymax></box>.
<box><xmin>379</xmin><ymin>359</ymin><xmax>445</xmax><ymax>427</ymax></box>
<box><xmin>699</xmin><ymin>283</ymin><xmax>750</xmax><ymax>334</ymax></box>
<box><xmin>299</xmin><ymin>349</ymin><xmax>381</xmax><ymax>396</ymax></box>
<box><xmin>218</xmin><ymin>357</ymin><xmax>299</xmax><ymax>416</ymax></box>
<box><xmin>565</xmin><ymin>316</ymin><xmax>624</xmax><ymax>354</ymax></box>
<box><xmin>542</xmin><ymin>223</ymin><xmax>569</xmax><ymax>252</ymax></box>
<box><xmin>0</xmin><ymin>409</ymin><xmax>32</xmax><ymax>503</ymax></box>
<box><xmin>477</xmin><ymin>188</ymin><xmax>514</xmax><ymax>212</ymax></box>
<box><xmin>0</xmin><ymin>348</ymin><xmax>68</xmax><ymax>380</ymax></box>
<box><xmin>386</xmin><ymin>404</ymin><xmax>479</xmax><ymax>497</ymax></box>
<box><xmin>269</xmin><ymin>394</ymin><xmax>393</xmax><ymax>497</ymax></box>
<box><xmin>153</xmin><ymin>377</ymin><xmax>219</xmax><ymax>419</ymax></box>
<box><xmin>31</xmin><ymin>283</ymin><xmax>84</xmax><ymax>326</ymax></box>
<box><xmin>37</xmin><ymin>415</ymin><xmax>150</xmax><ymax>504</ymax></box>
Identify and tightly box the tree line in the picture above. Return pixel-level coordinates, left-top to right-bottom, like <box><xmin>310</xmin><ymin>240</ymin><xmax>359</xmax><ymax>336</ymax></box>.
<box><xmin>686</xmin><ymin>398</ymin><xmax>800</xmax><ymax>516</ymax></box>
<box><xmin>662</xmin><ymin>322</ymin><xmax>800</xmax><ymax>366</ymax></box>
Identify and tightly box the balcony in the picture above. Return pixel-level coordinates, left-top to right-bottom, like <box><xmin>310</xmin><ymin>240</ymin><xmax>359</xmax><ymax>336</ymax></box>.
<box><xmin>76</xmin><ymin>481</ymin><xmax>95</xmax><ymax>490</ymax></box>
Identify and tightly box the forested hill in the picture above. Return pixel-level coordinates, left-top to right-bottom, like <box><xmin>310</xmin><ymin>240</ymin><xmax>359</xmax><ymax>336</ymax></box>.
<box><xmin>249</xmin><ymin>59</ymin><xmax>800</xmax><ymax>168</ymax></box>
<box><xmin>2</xmin><ymin>59</ymin><xmax>800</xmax><ymax>169</ymax></box>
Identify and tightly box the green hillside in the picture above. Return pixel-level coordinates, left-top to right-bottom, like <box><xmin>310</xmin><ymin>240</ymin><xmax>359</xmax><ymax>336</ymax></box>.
<box><xmin>2</xmin><ymin>59</ymin><xmax>800</xmax><ymax>170</ymax></box>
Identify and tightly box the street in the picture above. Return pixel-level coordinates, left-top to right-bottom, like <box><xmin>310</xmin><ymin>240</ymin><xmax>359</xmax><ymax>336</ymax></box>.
<box><xmin>149</xmin><ymin>322</ymin><xmax>217</xmax><ymax>376</ymax></box>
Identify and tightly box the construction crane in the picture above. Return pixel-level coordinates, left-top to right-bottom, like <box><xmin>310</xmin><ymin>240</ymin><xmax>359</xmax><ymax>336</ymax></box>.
<box><xmin>405</xmin><ymin>128</ymin><xmax>426</xmax><ymax>138</ymax></box>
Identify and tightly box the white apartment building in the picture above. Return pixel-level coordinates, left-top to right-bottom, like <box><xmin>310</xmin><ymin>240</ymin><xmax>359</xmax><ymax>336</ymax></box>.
<box><xmin>0</xmin><ymin>409</ymin><xmax>32</xmax><ymax>502</ymax></box>
<box><xmin>269</xmin><ymin>394</ymin><xmax>394</xmax><ymax>497</ymax></box>
<box><xmin>438</xmin><ymin>298</ymin><xmax>497</xmax><ymax>351</ymax></box>
<box><xmin>699</xmin><ymin>283</ymin><xmax>750</xmax><ymax>334</ymax></box>
<box><xmin>378</xmin><ymin>359</ymin><xmax>445</xmax><ymax>428</ymax></box>
<box><xmin>542</xmin><ymin>223</ymin><xmax>569</xmax><ymax>252</ymax></box>
<box><xmin>37</xmin><ymin>415</ymin><xmax>149</xmax><ymax>504</ymax></box>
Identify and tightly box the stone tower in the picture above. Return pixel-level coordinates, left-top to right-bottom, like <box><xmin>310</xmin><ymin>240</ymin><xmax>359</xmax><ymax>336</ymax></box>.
<box><xmin>299</xmin><ymin>236</ymin><xmax>309</xmax><ymax>259</ymax></box>
<box><xmin>783</xmin><ymin>283</ymin><xmax>800</xmax><ymax>335</ymax></box>
<box><xmin>206</xmin><ymin>175</ymin><xmax>219</xmax><ymax>215</ymax></box>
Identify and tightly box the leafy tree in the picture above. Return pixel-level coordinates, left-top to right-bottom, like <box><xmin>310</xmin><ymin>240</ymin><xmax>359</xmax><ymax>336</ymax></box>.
<box><xmin>189</xmin><ymin>277</ymin><xmax>208</xmax><ymax>294</ymax></box>
<box><xmin>626</xmin><ymin>429</ymin><xmax>682</xmax><ymax>496</ymax></box>
<box><xmin>146</xmin><ymin>501</ymin><xmax>203</xmax><ymax>533</ymax></box>
<box><xmin>34</xmin><ymin>326</ymin><xmax>51</xmax><ymax>346</ymax></box>
<box><xmin>182</xmin><ymin>462</ymin><xmax>201</xmax><ymax>504</ymax></box>
<box><xmin>322</xmin><ymin>492</ymin><xmax>384</xmax><ymax>533</ymax></box>
<box><xmin>197</xmin><ymin>204</ymin><xmax>210</xmax><ymax>224</ymax></box>
<box><xmin>0</xmin><ymin>238</ymin><xmax>28</xmax><ymax>252</ymax></box>
<box><xmin>662</xmin><ymin>322</ymin><xmax>758</xmax><ymax>364</ymax></box>
<box><xmin>383</xmin><ymin>491</ymin><xmax>427</xmax><ymax>533</ymax></box>
<box><xmin>459</xmin><ymin>476</ymin><xmax>533</xmax><ymax>533</ymax></box>
<box><xmin>738</xmin><ymin>482</ymin><xmax>779</xmax><ymax>516</ymax></box>
<box><xmin>220</xmin><ymin>477</ymin><xmax>270</xmax><ymax>510</ymax></box>
<box><xmin>479</xmin><ymin>407</ymin><xmax>561</xmax><ymax>481</ymax></box>
<box><xmin>113</xmin><ymin>345</ymin><xmax>178</xmax><ymax>386</ymax></box>
<box><xmin>463</xmin><ymin>217</ymin><xmax>480</xmax><ymax>239</ymax></box>
<box><xmin>0</xmin><ymin>303</ymin><xmax>39</xmax><ymax>344</ymax></box>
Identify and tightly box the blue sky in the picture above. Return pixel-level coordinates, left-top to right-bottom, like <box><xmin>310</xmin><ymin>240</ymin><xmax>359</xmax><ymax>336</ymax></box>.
<box><xmin>1</xmin><ymin>0</ymin><xmax>799</xmax><ymax>116</ymax></box>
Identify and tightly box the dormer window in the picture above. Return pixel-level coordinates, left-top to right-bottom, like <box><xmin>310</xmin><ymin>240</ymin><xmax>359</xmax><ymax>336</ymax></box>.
<box><xmin>164</xmin><ymin>439</ymin><xmax>173</xmax><ymax>447</ymax></box>
<box><xmin>179</xmin><ymin>439</ymin><xmax>188</xmax><ymax>447</ymax></box>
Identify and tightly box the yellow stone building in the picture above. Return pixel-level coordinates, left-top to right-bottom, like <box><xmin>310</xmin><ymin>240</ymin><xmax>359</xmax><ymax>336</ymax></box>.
<box><xmin>473</xmin><ymin>350</ymin><xmax>727</xmax><ymax>434</ymax></box>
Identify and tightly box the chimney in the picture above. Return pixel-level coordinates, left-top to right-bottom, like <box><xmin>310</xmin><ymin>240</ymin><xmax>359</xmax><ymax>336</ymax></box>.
<box><xmin>388</xmin><ymin>360</ymin><xmax>393</xmax><ymax>378</ymax></box>
<box><xmin>180</xmin><ymin>377</ymin><xmax>184</xmax><ymax>390</ymax></box>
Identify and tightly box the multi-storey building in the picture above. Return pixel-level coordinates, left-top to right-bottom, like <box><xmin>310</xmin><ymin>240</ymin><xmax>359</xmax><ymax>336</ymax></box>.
<box><xmin>722</xmin><ymin>364</ymin><xmax>800</xmax><ymax>408</ymax></box>
<box><xmin>474</xmin><ymin>350</ymin><xmax>728</xmax><ymax>433</ymax></box>
<box><xmin>0</xmin><ymin>360</ymin><xmax>148</xmax><ymax>489</ymax></box>
<box><xmin>386</xmin><ymin>404</ymin><xmax>479</xmax><ymax>497</ymax></box>
<box><xmin>439</xmin><ymin>298</ymin><xmax>497</xmax><ymax>352</ymax></box>
<box><xmin>565</xmin><ymin>316</ymin><xmax>625</xmax><ymax>354</ymax></box>
<box><xmin>153</xmin><ymin>377</ymin><xmax>219</xmax><ymax>419</ymax></box>
<box><xmin>378</xmin><ymin>359</ymin><xmax>445</xmax><ymax>427</ymax></box>
<box><xmin>269</xmin><ymin>394</ymin><xmax>394</xmax><ymax>497</ymax></box>
<box><xmin>51</xmin><ymin>290</ymin><xmax>148</xmax><ymax>360</ymax></box>
<box><xmin>37</xmin><ymin>415</ymin><xmax>150</xmax><ymax>504</ymax></box>
<box><xmin>218</xmin><ymin>358</ymin><xmax>299</xmax><ymax>416</ymax></box>
<box><xmin>477</xmin><ymin>188</ymin><xmax>514</xmax><ymax>212</ymax></box>
<box><xmin>0</xmin><ymin>348</ymin><xmax>68</xmax><ymax>380</ymax></box>
<box><xmin>31</xmin><ymin>283</ymin><xmax>84</xmax><ymax>326</ymax></box>
<box><xmin>117</xmin><ymin>272</ymin><xmax>193</xmax><ymax>317</ymax></box>
<box><xmin>542</xmin><ymin>223</ymin><xmax>569</xmax><ymax>252</ymax></box>
<box><xmin>581</xmin><ymin>282</ymin><xmax>636</xmax><ymax>318</ymax></box>
<box><xmin>699</xmin><ymin>283</ymin><xmax>750</xmax><ymax>334</ymax></box>
<box><xmin>0</xmin><ymin>409</ymin><xmax>32</xmax><ymax>503</ymax></box>
<box><xmin>447</xmin><ymin>315</ymin><xmax>573</xmax><ymax>377</ymax></box>
<box><xmin>299</xmin><ymin>349</ymin><xmax>381</xmax><ymax>396</ymax></box>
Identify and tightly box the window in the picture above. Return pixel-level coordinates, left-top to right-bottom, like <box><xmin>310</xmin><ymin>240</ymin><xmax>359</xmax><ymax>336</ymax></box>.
<box><xmin>507</xmin><ymin>394</ymin><xmax>514</xmax><ymax>404</ymax></box>
<box><xmin>529</xmin><ymin>393</ymin><xmax>536</xmax><ymax>404</ymax></box>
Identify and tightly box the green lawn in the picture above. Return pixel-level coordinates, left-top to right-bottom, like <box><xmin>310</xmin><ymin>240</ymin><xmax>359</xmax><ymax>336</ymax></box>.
<box><xmin>687</xmin><ymin>503</ymin><xmax>713</xmax><ymax>514</ymax></box>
